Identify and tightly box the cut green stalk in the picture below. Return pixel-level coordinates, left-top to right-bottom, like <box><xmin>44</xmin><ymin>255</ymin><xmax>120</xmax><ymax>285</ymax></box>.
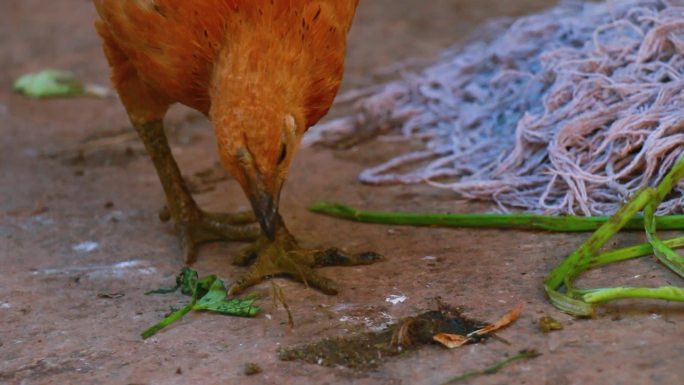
<box><xmin>544</xmin><ymin>187</ymin><xmax>654</xmax><ymax>290</ymax></box>
<box><xmin>309</xmin><ymin>202</ymin><xmax>684</xmax><ymax>232</ymax></box>
<box><xmin>543</xmin><ymin>157</ymin><xmax>684</xmax><ymax>315</ymax></box>
<box><xmin>645</xmin><ymin>197</ymin><xmax>684</xmax><ymax>279</ymax></box>
<box><xmin>577</xmin><ymin>286</ymin><xmax>684</xmax><ymax>304</ymax></box>
<box><xmin>141</xmin><ymin>303</ymin><xmax>194</xmax><ymax>339</ymax></box>
<box><xmin>580</xmin><ymin>236</ymin><xmax>684</xmax><ymax>271</ymax></box>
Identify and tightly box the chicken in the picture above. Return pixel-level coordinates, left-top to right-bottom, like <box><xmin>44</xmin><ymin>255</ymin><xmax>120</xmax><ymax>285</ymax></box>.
<box><xmin>93</xmin><ymin>0</ymin><xmax>379</xmax><ymax>294</ymax></box>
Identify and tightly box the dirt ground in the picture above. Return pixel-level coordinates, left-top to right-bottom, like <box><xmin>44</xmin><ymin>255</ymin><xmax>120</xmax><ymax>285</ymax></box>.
<box><xmin>2</xmin><ymin>1</ymin><xmax>684</xmax><ymax>384</ymax></box>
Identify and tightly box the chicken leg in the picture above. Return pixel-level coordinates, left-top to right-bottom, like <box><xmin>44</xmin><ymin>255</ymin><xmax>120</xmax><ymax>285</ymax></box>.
<box><xmin>133</xmin><ymin>119</ymin><xmax>259</xmax><ymax>263</ymax></box>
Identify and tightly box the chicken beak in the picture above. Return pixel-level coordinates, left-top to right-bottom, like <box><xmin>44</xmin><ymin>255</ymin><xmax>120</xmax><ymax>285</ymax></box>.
<box><xmin>249</xmin><ymin>189</ymin><xmax>278</xmax><ymax>240</ymax></box>
<box><xmin>237</xmin><ymin>148</ymin><xmax>280</xmax><ymax>240</ymax></box>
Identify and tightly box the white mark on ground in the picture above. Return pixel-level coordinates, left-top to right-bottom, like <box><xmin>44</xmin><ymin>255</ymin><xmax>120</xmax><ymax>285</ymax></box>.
<box><xmin>113</xmin><ymin>260</ymin><xmax>142</xmax><ymax>269</ymax></box>
<box><xmin>0</xmin><ymin>302</ymin><xmax>10</xmax><ymax>309</ymax></box>
<box><xmin>422</xmin><ymin>255</ymin><xmax>436</xmax><ymax>260</ymax></box>
<box><xmin>19</xmin><ymin>215</ymin><xmax>54</xmax><ymax>230</ymax></box>
<box><xmin>31</xmin><ymin>259</ymin><xmax>150</xmax><ymax>276</ymax></box>
<box><xmin>137</xmin><ymin>267</ymin><xmax>157</xmax><ymax>275</ymax></box>
<box><xmin>100</xmin><ymin>211</ymin><xmax>126</xmax><ymax>224</ymax></box>
<box><xmin>33</xmin><ymin>215</ymin><xmax>55</xmax><ymax>226</ymax></box>
<box><xmin>332</xmin><ymin>303</ymin><xmax>352</xmax><ymax>312</ymax></box>
<box><xmin>338</xmin><ymin>310</ymin><xmax>395</xmax><ymax>332</ymax></box>
<box><xmin>385</xmin><ymin>294</ymin><xmax>407</xmax><ymax>305</ymax></box>
<box><xmin>73</xmin><ymin>241</ymin><xmax>99</xmax><ymax>253</ymax></box>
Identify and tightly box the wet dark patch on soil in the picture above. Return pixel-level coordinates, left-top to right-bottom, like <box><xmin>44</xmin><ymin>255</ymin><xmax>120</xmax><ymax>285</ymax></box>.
<box><xmin>278</xmin><ymin>302</ymin><xmax>488</xmax><ymax>371</ymax></box>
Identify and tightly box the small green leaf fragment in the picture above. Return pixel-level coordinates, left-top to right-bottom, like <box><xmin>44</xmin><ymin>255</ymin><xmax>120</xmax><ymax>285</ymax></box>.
<box><xmin>13</xmin><ymin>69</ymin><xmax>85</xmax><ymax>98</ymax></box>
<box><xmin>539</xmin><ymin>316</ymin><xmax>563</xmax><ymax>333</ymax></box>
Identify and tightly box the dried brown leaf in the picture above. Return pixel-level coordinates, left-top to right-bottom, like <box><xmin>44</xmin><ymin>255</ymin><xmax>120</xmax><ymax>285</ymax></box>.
<box><xmin>433</xmin><ymin>333</ymin><xmax>470</xmax><ymax>349</ymax></box>
<box><xmin>470</xmin><ymin>303</ymin><xmax>524</xmax><ymax>337</ymax></box>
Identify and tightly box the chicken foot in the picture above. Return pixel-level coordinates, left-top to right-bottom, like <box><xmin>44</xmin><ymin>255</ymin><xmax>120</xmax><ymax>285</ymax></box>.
<box><xmin>134</xmin><ymin>120</ymin><xmax>260</xmax><ymax>263</ymax></box>
<box><xmin>228</xmin><ymin>215</ymin><xmax>381</xmax><ymax>295</ymax></box>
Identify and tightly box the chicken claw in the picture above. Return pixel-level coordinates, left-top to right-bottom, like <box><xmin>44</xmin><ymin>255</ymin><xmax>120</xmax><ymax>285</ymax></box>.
<box><xmin>229</xmin><ymin>225</ymin><xmax>381</xmax><ymax>295</ymax></box>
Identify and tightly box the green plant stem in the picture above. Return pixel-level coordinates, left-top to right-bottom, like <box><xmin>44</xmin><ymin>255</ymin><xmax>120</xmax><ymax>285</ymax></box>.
<box><xmin>582</xmin><ymin>236</ymin><xmax>684</xmax><ymax>270</ymax></box>
<box><xmin>309</xmin><ymin>202</ymin><xmax>684</xmax><ymax>232</ymax></box>
<box><xmin>439</xmin><ymin>350</ymin><xmax>541</xmax><ymax>384</ymax></box>
<box><xmin>544</xmin><ymin>187</ymin><xmax>654</xmax><ymax>290</ymax></box>
<box><xmin>141</xmin><ymin>303</ymin><xmax>194</xmax><ymax>339</ymax></box>
<box><xmin>579</xmin><ymin>286</ymin><xmax>684</xmax><ymax>304</ymax></box>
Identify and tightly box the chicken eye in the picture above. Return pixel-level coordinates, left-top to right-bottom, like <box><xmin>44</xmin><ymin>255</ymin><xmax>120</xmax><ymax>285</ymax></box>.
<box><xmin>277</xmin><ymin>143</ymin><xmax>287</xmax><ymax>165</ymax></box>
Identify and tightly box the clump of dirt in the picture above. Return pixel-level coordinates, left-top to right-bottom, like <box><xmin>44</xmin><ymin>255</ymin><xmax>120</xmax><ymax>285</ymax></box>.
<box><xmin>278</xmin><ymin>303</ymin><xmax>487</xmax><ymax>371</ymax></box>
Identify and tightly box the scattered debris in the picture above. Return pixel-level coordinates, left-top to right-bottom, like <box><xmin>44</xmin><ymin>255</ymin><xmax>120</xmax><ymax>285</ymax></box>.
<box><xmin>72</xmin><ymin>241</ymin><xmax>99</xmax><ymax>253</ymax></box>
<box><xmin>97</xmin><ymin>292</ymin><xmax>125</xmax><ymax>299</ymax></box>
<box><xmin>271</xmin><ymin>281</ymin><xmax>294</xmax><ymax>328</ymax></box>
<box><xmin>243</xmin><ymin>362</ymin><xmax>263</xmax><ymax>376</ymax></box>
<box><xmin>337</xmin><ymin>306</ymin><xmax>395</xmax><ymax>333</ymax></box>
<box><xmin>13</xmin><ymin>69</ymin><xmax>109</xmax><ymax>98</ymax></box>
<box><xmin>438</xmin><ymin>350</ymin><xmax>541</xmax><ymax>384</ymax></box>
<box><xmin>385</xmin><ymin>294</ymin><xmax>407</xmax><ymax>305</ymax></box>
<box><xmin>539</xmin><ymin>315</ymin><xmax>563</xmax><ymax>333</ymax></box>
<box><xmin>279</xmin><ymin>302</ymin><xmax>521</xmax><ymax>371</ymax></box>
<box><xmin>141</xmin><ymin>268</ymin><xmax>260</xmax><ymax>339</ymax></box>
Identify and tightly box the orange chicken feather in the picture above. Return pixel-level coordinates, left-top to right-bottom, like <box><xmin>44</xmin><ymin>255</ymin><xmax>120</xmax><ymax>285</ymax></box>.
<box><xmin>94</xmin><ymin>0</ymin><xmax>378</xmax><ymax>294</ymax></box>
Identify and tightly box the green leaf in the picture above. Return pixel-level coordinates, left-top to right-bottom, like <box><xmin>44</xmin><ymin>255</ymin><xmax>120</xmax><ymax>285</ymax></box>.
<box><xmin>193</xmin><ymin>279</ymin><xmax>261</xmax><ymax>317</ymax></box>
<box><xmin>180</xmin><ymin>267</ymin><xmax>200</xmax><ymax>296</ymax></box>
<box><xmin>13</xmin><ymin>69</ymin><xmax>85</xmax><ymax>98</ymax></box>
<box><xmin>196</xmin><ymin>278</ymin><xmax>227</xmax><ymax>306</ymax></box>
<box><xmin>141</xmin><ymin>268</ymin><xmax>260</xmax><ymax>339</ymax></box>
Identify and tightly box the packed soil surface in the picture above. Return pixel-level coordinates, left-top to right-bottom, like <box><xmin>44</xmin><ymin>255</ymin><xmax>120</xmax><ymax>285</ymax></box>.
<box><xmin>2</xmin><ymin>1</ymin><xmax>684</xmax><ymax>384</ymax></box>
